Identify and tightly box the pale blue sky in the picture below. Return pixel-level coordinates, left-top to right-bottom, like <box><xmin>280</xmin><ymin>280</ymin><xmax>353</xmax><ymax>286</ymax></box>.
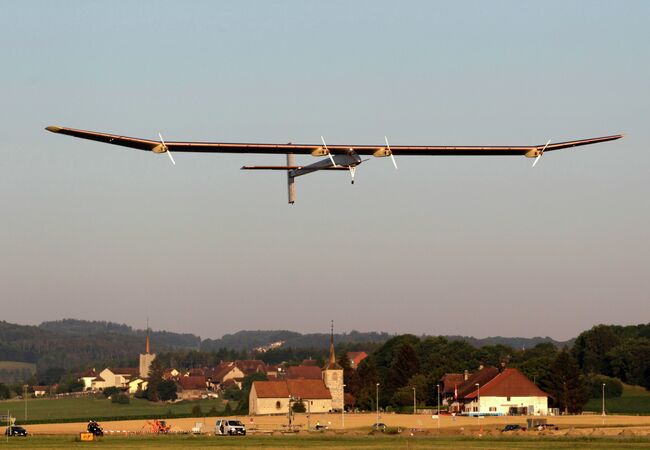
<box><xmin>1</xmin><ymin>1</ymin><xmax>648</xmax><ymax>340</ymax></box>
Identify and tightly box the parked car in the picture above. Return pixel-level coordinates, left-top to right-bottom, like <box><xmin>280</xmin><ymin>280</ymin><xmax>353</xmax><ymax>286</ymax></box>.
<box><xmin>215</xmin><ymin>419</ymin><xmax>246</xmax><ymax>436</ymax></box>
<box><xmin>372</xmin><ymin>422</ymin><xmax>387</xmax><ymax>431</ymax></box>
<box><xmin>502</xmin><ymin>424</ymin><xmax>523</xmax><ymax>432</ymax></box>
<box><xmin>4</xmin><ymin>426</ymin><xmax>28</xmax><ymax>437</ymax></box>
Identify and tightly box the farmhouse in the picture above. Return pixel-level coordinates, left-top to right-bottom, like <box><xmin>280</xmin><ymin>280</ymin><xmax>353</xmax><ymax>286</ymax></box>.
<box><xmin>442</xmin><ymin>366</ymin><xmax>549</xmax><ymax>416</ymax></box>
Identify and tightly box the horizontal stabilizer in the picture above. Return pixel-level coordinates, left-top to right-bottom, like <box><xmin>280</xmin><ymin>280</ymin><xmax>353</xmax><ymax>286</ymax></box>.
<box><xmin>241</xmin><ymin>165</ymin><xmax>349</xmax><ymax>171</ymax></box>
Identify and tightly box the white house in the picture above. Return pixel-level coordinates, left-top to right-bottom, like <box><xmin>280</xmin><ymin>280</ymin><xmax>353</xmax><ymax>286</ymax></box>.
<box><xmin>462</xmin><ymin>368</ymin><xmax>549</xmax><ymax>416</ymax></box>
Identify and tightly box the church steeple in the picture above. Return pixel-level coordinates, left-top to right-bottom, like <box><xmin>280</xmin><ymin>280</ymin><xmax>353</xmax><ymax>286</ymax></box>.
<box><xmin>324</xmin><ymin>320</ymin><xmax>342</xmax><ymax>370</ymax></box>
<box><xmin>329</xmin><ymin>320</ymin><xmax>336</xmax><ymax>365</ymax></box>
<box><xmin>145</xmin><ymin>317</ymin><xmax>151</xmax><ymax>354</ymax></box>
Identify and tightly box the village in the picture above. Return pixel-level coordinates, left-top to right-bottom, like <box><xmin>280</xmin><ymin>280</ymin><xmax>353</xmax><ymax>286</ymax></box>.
<box><xmin>68</xmin><ymin>331</ymin><xmax>554</xmax><ymax>418</ymax></box>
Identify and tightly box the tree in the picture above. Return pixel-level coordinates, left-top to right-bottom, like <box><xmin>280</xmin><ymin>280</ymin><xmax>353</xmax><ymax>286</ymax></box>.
<box><xmin>606</xmin><ymin>338</ymin><xmax>650</xmax><ymax>389</ymax></box>
<box><xmin>386</xmin><ymin>342</ymin><xmax>420</xmax><ymax>396</ymax></box>
<box><xmin>145</xmin><ymin>358</ymin><xmax>165</xmax><ymax>402</ymax></box>
<box><xmin>103</xmin><ymin>386</ymin><xmax>120</xmax><ymax>398</ymax></box>
<box><xmin>237</xmin><ymin>372</ymin><xmax>268</xmax><ymax>414</ymax></box>
<box><xmin>0</xmin><ymin>383</ymin><xmax>10</xmax><ymax>400</ymax></box>
<box><xmin>390</xmin><ymin>373</ymin><xmax>428</xmax><ymax>407</ymax></box>
<box><xmin>291</xmin><ymin>400</ymin><xmax>306</xmax><ymax>413</ymax></box>
<box><xmin>351</xmin><ymin>359</ymin><xmax>379</xmax><ymax>410</ymax></box>
<box><xmin>572</xmin><ymin>325</ymin><xmax>622</xmax><ymax>374</ymax></box>
<box><xmin>158</xmin><ymin>379</ymin><xmax>178</xmax><ymax>401</ymax></box>
<box><xmin>586</xmin><ymin>375</ymin><xmax>623</xmax><ymax>399</ymax></box>
<box><xmin>544</xmin><ymin>350</ymin><xmax>589</xmax><ymax>413</ymax></box>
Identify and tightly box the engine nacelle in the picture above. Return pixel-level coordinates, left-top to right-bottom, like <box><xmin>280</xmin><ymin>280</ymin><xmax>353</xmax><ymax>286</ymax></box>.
<box><xmin>311</xmin><ymin>147</ymin><xmax>329</xmax><ymax>157</ymax></box>
<box><xmin>524</xmin><ymin>149</ymin><xmax>541</xmax><ymax>158</ymax></box>
<box><xmin>373</xmin><ymin>147</ymin><xmax>391</xmax><ymax>157</ymax></box>
<box><xmin>152</xmin><ymin>143</ymin><xmax>168</xmax><ymax>154</ymax></box>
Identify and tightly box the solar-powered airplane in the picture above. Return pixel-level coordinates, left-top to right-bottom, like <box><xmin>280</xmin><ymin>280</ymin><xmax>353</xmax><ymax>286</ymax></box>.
<box><xmin>46</xmin><ymin>126</ymin><xmax>622</xmax><ymax>204</ymax></box>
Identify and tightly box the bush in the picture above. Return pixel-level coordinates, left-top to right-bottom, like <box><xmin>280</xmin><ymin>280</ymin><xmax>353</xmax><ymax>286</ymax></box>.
<box><xmin>207</xmin><ymin>405</ymin><xmax>218</xmax><ymax>416</ymax></box>
<box><xmin>191</xmin><ymin>405</ymin><xmax>202</xmax><ymax>416</ymax></box>
<box><xmin>588</xmin><ymin>375</ymin><xmax>623</xmax><ymax>398</ymax></box>
<box><xmin>111</xmin><ymin>393</ymin><xmax>130</xmax><ymax>404</ymax></box>
<box><xmin>291</xmin><ymin>401</ymin><xmax>306</xmax><ymax>413</ymax></box>
<box><xmin>103</xmin><ymin>387</ymin><xmax>120</xmax><ymax>398</ymax></box>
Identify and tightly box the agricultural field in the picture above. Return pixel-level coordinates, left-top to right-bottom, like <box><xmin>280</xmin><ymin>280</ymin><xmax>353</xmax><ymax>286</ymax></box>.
<box><xmin>0</xmin><ymin>395</ymin><xmax>228</xmax><ymax>424</ymax></box>
<box><xmin>0</xmin><ymin>361</ymin><xmax>36</xmax><ymax>384</ymax></box>
<box><xmin>585</xmin><ymin>384</ymin><xmax>650</xmax><ymax>415</ymax></box>
<box><xmin>2</xmin><ymin>435</ymin><xmax>650</xmax><ymax>449</ymax></box>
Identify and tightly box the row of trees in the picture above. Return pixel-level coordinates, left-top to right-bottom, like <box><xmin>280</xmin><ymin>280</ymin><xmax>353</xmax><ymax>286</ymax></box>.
<box><xmin>341</xmin><ymin>335</ymin><xmax>600</xmax><ymax>413</ymax></box>
<box><xmin>572</xmin><ymin>324</ymin><xmax>650</xmax><ymax>389</ymax></box>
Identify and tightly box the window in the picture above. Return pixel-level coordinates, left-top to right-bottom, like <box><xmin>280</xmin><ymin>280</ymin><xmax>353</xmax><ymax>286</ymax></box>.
<box><xmin>473</xmin><ymin>406</ymin><xmax>478</xmax><ymax>412</ymax></box>
<box><xmin>507</xmin><ymin>396</ymin><xmax>511</xmax><ymax>402</ymax></box>
<box><xmin>489</xmin><ymin>407</ymin><xmax>496</xmax><ymax>412</ymax></box>
<box><xmin>275</xmin><ymin>401</ymin><xmax>281</xmax><ymax>409</ymax></box>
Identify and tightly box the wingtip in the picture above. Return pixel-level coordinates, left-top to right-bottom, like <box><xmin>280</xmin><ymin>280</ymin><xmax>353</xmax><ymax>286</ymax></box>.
<box><xmin>45</xmin><ymin>125</ymin><xmax>62</xmax><ymax>133</ymax></box>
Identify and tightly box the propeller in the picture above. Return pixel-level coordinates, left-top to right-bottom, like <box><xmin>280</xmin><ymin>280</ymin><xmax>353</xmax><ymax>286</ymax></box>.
<box><xmin>321</xmin><ymin>136</ymin><xmax>336</xmax><ymax>167</ymax></box>
<box><xmin>532</xmin><ymin>139</ymin><xmax>551</xmax><ymax>167</ymax></box>
<box><xmin>348</xmin><ymin>166</ymin><xmax>356</xmax><ymax>184</ymax></box>
<box><xmin>385</xmin><ymin>136</ymin><xmax>398</xmax><ymax>169</ymax></box>
<box><xmin>159</xmin><ymin>133</ymin><xmax>175</xmax><ymax>165</ymax></box>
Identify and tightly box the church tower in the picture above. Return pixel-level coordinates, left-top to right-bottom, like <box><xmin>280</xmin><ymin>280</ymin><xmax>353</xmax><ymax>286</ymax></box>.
<box><xmin>322</xmin><ymin>320</ymin><xmax>344</xmax><ymax>411</ymax></box>
<box><xmin>139</xmin><ymin>322</ymin><xmax>156</xmax><ymax>379</ymax></box>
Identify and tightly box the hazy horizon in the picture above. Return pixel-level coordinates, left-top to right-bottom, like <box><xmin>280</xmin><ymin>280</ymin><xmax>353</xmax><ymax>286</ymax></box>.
<box><xmin>2</xmin><ymin>1</ymin><xmax>649</xmax><ymax>342</ymax></box>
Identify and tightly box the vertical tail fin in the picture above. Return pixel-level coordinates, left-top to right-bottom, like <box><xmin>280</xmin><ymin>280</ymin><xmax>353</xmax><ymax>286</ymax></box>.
<box><xmin>287</xmin><ymin>153</ymin><xmax>296</xmax><ymax>204</ymax></box>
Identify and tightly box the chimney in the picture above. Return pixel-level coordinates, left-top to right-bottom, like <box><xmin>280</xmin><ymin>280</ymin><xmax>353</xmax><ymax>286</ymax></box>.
<box><xmin>478</xmin><ymin>364</ymin><xmax>484</xmax><ymax>371</ymax></box>
<box><xmin>464</xmin><ymin>370</ymin><xmax>469</xmax><ymax>381</ymax></box>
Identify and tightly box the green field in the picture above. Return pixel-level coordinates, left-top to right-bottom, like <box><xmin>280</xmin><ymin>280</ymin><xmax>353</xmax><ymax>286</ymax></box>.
<box><xmin>0</xmin><ymin>361</ymin><xmax>36</xmax><ymax>384</ymax></box>
<box><xmin>0</xmin><ymin>396</ymin><xmax>228</xmax><ymax>424</ymax></box>
<box><xmin>585</xmin><ymin>384</ymin><xmax>650</xmax><ymax>415</ymax></box>
<box><xmin>1</xmin><ymin>435</ymin><xmax>650</xmax><ymax>449</ymax></box>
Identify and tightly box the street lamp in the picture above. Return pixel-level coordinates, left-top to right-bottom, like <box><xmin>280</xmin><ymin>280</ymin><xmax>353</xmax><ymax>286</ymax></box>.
<box><xmin>436</xmin><ymin>383</ymin><xmax>441</xmax><ymax>433</ymax></box>
<box><xmin>413</xmin><ymin>387</ymin><xmax>416</xmax><ymax>415</ymax></box>
<box><xmin>376</xmin><ymin>383</ymin><xmax>380</xmax><ymax>427</ymax></box>
<box><xmin>342</xmin><ymin>384</ymin><xmax>346</xmax><ymax>429</ymax></box>
<box><xmin>602</xmin><ymin>383</ymin><xmax>606</xmax><ymax>416</ymax></box>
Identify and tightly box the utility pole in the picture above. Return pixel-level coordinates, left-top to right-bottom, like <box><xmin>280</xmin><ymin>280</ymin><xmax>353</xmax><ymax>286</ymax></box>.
<box><xmin>602</xmin><ymin>383</ymin><xmax>606</xmax><ymax>416</ymax></box>
<box><xmin>342</xmin><ymin>384</ymin><xmax>346</xmax><ymax>429</ymax></box>
<box><xmin>23</xmin><ymin>385</ymin><xmax>28</xmax><ymax>421</ymax></box>
<box><xmin>413</xmin><ymin>387</ymin><xmax>416</xmax><ymax>415</ymax></box>
<box><xmin>376</xmin><ymin>383</ymin><xmax>380</xmax><ymax>427</ymax></box>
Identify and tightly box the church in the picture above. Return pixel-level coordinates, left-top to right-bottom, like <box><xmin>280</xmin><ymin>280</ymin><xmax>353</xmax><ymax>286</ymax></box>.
<box><xmin>248</xmin><ymin>324</ymin><xmax>344</xmax><ymax>415</ymax></box>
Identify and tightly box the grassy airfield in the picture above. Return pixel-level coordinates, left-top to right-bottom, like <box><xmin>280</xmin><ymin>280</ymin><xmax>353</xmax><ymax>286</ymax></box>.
<box><xmin>3</xmin><ymin>435</ymin><xmax>650</xmax><ymax>449</ymax></box>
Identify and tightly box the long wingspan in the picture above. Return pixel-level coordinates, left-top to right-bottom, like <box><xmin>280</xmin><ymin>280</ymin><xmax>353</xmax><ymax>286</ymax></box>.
<box><xmin>46</xmin><ymin>126</ymin><xmax>622</xmax><ymax>157</ymax></box>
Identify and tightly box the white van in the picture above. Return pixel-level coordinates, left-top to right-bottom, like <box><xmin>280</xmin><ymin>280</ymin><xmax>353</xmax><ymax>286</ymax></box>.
<box><xmin>215</xmin><ymin>419</ymin><xmax>246</xmax><ymax>436</ymax></box>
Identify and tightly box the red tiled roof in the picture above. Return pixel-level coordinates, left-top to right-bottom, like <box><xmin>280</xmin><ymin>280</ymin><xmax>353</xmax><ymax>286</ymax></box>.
<box><xmin>465</xmin><ymin>368</ymin><xmax>548</xmax><ymax>399</ymax></box>
<box><xmin>178</xmin><ymin>376</ymin><xmax>206</xmax><ymax>390</ymax></box>
<box><xmin>212</xmin><ymin>362</ymin><xmax>237</xmax><ymax>383</ymax></box>
<box><xmin>80</xmin><ymin>369</ymin><xmax>98</xmax><ymax>378</ymax></box>
<box><xmin>253</xmin><ymin>379</ymin><xmax>332</xmax><ymax>400</ymax></box>
<box><xmin>235</xmin><ymin>360</ymin><xmax>266</xmax><ymax>375</ymax></box>
<box><xmin>347</xmin><ymin>351</ymin><xmax>368</xmax><ymax>367</ymax></box>
<box><xmin>287</xmin><ymin>379</ymin><xmax>331</xmax><ymax>400</ymax></box>
<box><xmin>253</xmin><ymin>381</ymin><xmax>290</xmax><ymax>398</ymax></box>
<box><xmin>457</xmin><ymin>367</ymin><xmax>499</xmax><ymax>399</ymax></box>
<box><xmin>301</xmin><ymin>359</ymin><xmax>318</xmax><ymax>366</ymax></box>
<box><xmin>286</xmin><ymin>365</ymin><xmax>322</xmax><ymax>380</ymax></box>
<box><xmin>32</xmin><ymin>386</ymin><xmax>49</xmax><ymax>392</ymax></box>
<box><xmin>440</xmin><ymin>373</ymin><xmax>466</xmax><ymax>395</ymax></box>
